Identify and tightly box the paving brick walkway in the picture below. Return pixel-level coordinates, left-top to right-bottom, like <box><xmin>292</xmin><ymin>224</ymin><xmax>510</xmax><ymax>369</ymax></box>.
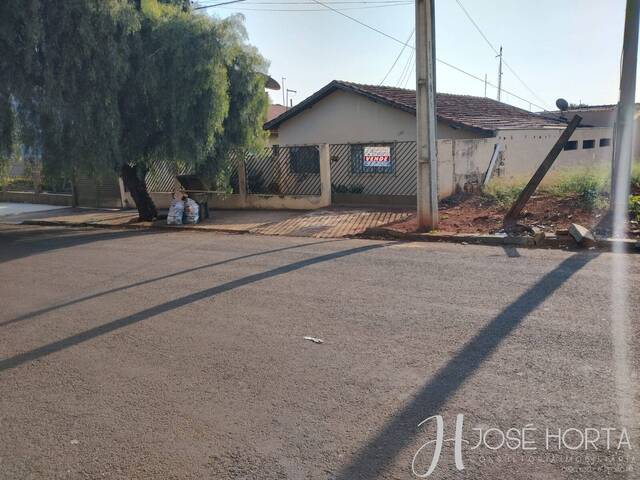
<box><xmin>1</xmin><ymin>204</ymin><xmax>412</xmax><ymax>239</ymax></box>
<box><xmin>251</xmin><ymin>209</ymin><xmax>411</xmax><ymax>238</ymax></box>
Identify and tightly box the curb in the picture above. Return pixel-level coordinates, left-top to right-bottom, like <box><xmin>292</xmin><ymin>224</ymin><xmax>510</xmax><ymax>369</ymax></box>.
<box><xmin>20</xmin><ymin>219</ymin><xmax>252</xmax><ymax>235</ymax></box>
<box><xmin>19</xmin><ymin>219</ymin><xmax>640</xmax><ymax>252</ymax></box>
<box><xmin>358</xmin><ymin>227</ymin><xmax>640</xmax><ymax>252</ymax></box>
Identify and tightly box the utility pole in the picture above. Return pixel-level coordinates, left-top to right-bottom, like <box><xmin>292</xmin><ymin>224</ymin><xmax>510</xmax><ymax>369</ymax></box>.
<box><xmin>496</xmin><ymin>46</ymin><xmax>503</xmax><ymax>102</ymax></box>
<box><xmin>611</xmin><ymin>0</ymin><xmax>639</xmax><ymax>225</ymax></box>
<box><xmin>415</xmin><ymin>0</ymin><xmax>438</xmax><ymax>230</ymax></box>
<box><xmin>484</xmin><ymin>73</ymin><xmax>487</xmax><ymax>97</ymax></box>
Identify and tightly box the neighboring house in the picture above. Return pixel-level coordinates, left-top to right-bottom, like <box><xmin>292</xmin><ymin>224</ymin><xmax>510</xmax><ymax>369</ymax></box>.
<box><xmin>264</xmin><ymin>80</ymin><xmax>570</xmax><ymax>144</ymax></box>
<box><xmin>263</xmin><ymin>81</ymin><xmax>614</xmax><ymax>197</ymax></box>
<box><xmin>266</xmin><ymin>103</ymin><xmax>288</xmax><ymax>145</ymax></box>
<box><xmin>545</xmin><ymin>103</ymin><xmax>640</xmax><ymax>157</ymax></box>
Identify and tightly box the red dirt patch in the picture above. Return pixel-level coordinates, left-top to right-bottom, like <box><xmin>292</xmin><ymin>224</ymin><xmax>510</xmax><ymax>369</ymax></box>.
<box><xmin>384</xmin><ymin>193</ymin><xmax>639</xmax><ymax>238</ymax></box>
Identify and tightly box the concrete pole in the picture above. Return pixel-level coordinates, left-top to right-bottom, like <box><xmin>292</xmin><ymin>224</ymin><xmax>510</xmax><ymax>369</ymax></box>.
<box><xmin>611</xmin><ymin>0</ymin><xmax>639</xmax><ymax>218</ymax></box>
<box><xmin>415</xmin><ymin>0</ymin><xmax>438</xmax><ymax>230</ymax></box>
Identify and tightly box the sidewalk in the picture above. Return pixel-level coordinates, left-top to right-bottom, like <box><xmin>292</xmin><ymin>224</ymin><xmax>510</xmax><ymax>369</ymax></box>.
<box><xmin>5</xmin><ymin>204</ymin><xmax>638</xmax><ymax>251</ymax></box>
<box><xmin>4</xmin><ymin>206</ymin><xmax>412</xmax><ymax>238</ymax></box>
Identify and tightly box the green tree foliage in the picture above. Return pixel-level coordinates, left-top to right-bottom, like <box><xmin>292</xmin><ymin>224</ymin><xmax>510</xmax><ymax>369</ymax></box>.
<box><xmin>0</xmin><ymin>0</ymin><xmax>268</xmax><ymax>219</ymax></box>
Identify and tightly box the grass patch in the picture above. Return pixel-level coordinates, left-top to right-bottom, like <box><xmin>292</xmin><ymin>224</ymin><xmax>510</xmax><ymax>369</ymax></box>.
<box><xmin>482</xmin><ymin>168</ymin><xmax>610</xmax><ymax>211</ymax></box>
<box><xmin>630</xmin><ymin>195</ymin><xmax>640</xmax><ymax>222</ymax></box>
<box><xmin>632</xmin><ymin>163</ymin><xmax>640</xmax><ymax>192</ymax></box>
<box><xmin>481</xmin><ymin>180</ymin><xmax>525</xmax><ymax>208</ymax></box>
<box><xmin>542</xmin><ymin>168</ymin><xmax>609</xmax><ymax>210</ymax></box>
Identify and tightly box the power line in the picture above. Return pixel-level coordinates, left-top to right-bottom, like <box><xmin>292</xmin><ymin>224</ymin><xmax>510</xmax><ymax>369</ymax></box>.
<box><xmin>216</xmin><ymin>3</ymin><xmax>411</xmax><ymax>10</ymax></box>
<box><xmin>396</xmin><ymin>48</ymin><xmax>414</xmax><ymax>88</ymax></box>
<box><xmin>195</xmin><ymin>0</ymin><xmax>410</xmax><ymax>7</ymax></box>
<box><xmin>239</xmin><ymin>1</ymin><xmax>413</xmax><ymax>3</ymax></box>
<box><xmin>379</xmin><ymin>29</ymin><xmax>414</xmax><ymax>85</ymax></box>
<box><xmin>454</xmin><ymin>0</ymin><xmax>551</xmax><ymax>109</ymax></box>
<box><xmin>401</xmin><ymin>51</ymin><xmax>415</xmax><ymax>89</ymax></box>
<box><xmin>308</xmin><ymin>0</ymin><xmax>547</xmax><ymax>111</ymax></box>
<box><xmin>194</xmin><ymin>0</ymin><xmax>246</xmax><ymax>9</ymax></box>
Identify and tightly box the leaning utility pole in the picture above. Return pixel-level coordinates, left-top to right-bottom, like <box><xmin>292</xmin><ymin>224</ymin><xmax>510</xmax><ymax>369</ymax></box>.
<box><xmin>611</xmin><ymin>0</ymin><xmax>639</xmax><ymax>221</ymax></box>
<box><xmin>496</xmin><ymin>46</ymin><xmax>503</xmax><ymax>102</ymax></box>
<box><xmin>415</xmin><ymin>0</ymin><xmax>438</xmax><ymax>230</ymax></box>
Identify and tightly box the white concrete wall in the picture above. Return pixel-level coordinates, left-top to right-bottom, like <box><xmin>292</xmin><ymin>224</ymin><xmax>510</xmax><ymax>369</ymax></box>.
<box><xmin>322</xmin><ymin>126</ymin><xmax>614</xmax><ymax>202</ymax></box>
<box><xmin>273</xmin><ymin>89</ymin><xmax>486</xmax><ymax>146</ymax></box>
<box><xmin>497</xmin><ymin>126</ymin><xmax>613</xmax><ymax>178</ymax></box>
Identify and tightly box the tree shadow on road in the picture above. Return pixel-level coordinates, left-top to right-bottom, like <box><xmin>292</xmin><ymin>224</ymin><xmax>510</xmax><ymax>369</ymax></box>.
<box><xmin>0</xmin><ymin>238</ymin><xmax>343</xmax><ymax>328</ymax></box>
<box><xmin>0</xmin><ymin>241</ymin><xmax>389</xmax><ymax>372</ymax></box>
<box><xmin>0</xmin><ymin>226</ymin><xmax>162</xmax><ymax>264</ymax></box>
<box><xmin>332</xmin><ymin>251</ymin><xmax>599</xmax><ymax>479</ymax></box>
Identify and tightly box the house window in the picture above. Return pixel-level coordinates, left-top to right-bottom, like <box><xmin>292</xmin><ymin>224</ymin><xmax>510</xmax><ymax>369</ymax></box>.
<box><xmin>564</xmin><ymin>140</ymin><xmax>578</xmax><ymax>151</ymax></box>
<box><xmin>289</xmin><ymin>146</ymin><xmax>319</xmax><ymax>174</ymax></box>
<box><xmin>600</xmin><ymin>138</ymin><xmax>611</xmax><ymax>147</ymax></box>
<box><xmin>583</xmin><ymin>139</ymin><xmax>595</xmax><ymax>149</ymax></box>
<box><xmin>351</xmin><ymin>144</ymin><xmax>394</xmax><ymax>174</ymax></box>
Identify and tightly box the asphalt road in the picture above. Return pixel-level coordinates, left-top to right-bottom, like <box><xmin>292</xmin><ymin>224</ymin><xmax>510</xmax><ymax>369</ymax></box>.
<box><xmin>1</xmin><ymin>225</ymin><xmax>639</xmax><ymax>479</ymax></box>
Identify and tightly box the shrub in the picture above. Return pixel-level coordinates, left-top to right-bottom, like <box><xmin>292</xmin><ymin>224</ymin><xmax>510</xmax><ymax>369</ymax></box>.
<box><xmin>629</xmin><ymin>195</ymin><xmax>640</xmax><ymax>222</ymax></box>
<box><xmin>332</xmin><ymin>183</ymin><xmax>364</xmax><ymax>194</ymax></box>
<box><xmin>543</xmin><ymin>169</ymin><xmax>609</xmax><ymax>210</ymax></box>
<box><xmin>632</xmin><ymin>163</ymin><xmax>640</xmax><ymax>192</ymax></box>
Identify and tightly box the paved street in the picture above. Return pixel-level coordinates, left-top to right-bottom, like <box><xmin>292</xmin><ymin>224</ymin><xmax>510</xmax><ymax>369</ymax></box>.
<box><xmin>1</xmin><ymin>225</ymin><xmax>639</xmax><ymax>479</ymax></box>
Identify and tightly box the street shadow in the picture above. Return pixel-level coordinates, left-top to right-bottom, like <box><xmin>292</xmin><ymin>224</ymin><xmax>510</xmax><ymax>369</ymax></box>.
<box><xmin>0</xmin><ymin>242</ymin><xmax>389</xmax><ymax>372</ymax></box>
<box><xmin>502</xmin><ymin>245</ymin><xmax>521</xmax><ymax>258</ymax></box>
<box><xmin>0</xmin><ymin>239</ymin><xmax>342</xmax><ymax>328</ymax></box>
<box><xmin>333</xmin><ymin>252</ymin><xmax>599</xmax><ymax>479</ymax></box>
<box><xmin>0</xmin><ymin>226</ymin><xmax>162</xmax><ymax>264</ymax></box>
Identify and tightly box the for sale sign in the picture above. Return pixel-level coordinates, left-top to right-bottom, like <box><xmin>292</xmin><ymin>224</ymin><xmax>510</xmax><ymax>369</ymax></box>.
<box><xmin>363</xmin><ymin>146</ymin><xmax>391</xmax><ymax>168</ymax></box>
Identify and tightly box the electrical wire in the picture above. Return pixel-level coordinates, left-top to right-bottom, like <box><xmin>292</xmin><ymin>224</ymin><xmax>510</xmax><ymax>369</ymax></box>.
<box><xmin>216</xmin><ymin>3</ymin><xmax>411</xmax><ymax>10</ymax></box>
<box><xmin>454</xmin><ymin>0</ymin><xmax>551</xmax><ymax>109</ymax></box>
<box><xmin>194</xmin><ymin>0</ymin><xmax>246</xmax><ymax>9</ymax></box>
<box><xmin>308</xmin><ymin>0</ymin><xmax>548</xmax><ymax>111</ymax></box>
<box><xmin>401</xmin><ymin>51</ymin><xmax>415</xmax><ymax>88</ymax></box>
<box><xmin>195</xmin><ymin>0</ymin><xmax>410</xmax><ymax>7</ymax></box>
<box><xmin>379</xmin><ymin>29</ymin><xmax>414</xmax><ymax>85</ymax></box>
<box><xmin>239</xmin><ymin>1</ymin><xmax>413</xmax><ymax>3</ymax></box>
<box><xmin>396</xmin><ymin>48</ymin><xmax>414</xmax><ymax>88</ymax></box>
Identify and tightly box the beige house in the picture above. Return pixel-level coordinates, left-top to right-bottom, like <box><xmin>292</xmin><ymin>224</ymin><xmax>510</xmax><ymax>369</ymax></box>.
<box><xmin>264</xmin><ymin>81</ymin><xmax>614</xmax><ymax>197</ymax></box>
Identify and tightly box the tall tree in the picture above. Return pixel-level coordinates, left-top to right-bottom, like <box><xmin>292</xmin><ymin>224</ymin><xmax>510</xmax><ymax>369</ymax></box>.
<box><xmin>119</xmin><ymin>0</ymin><xmax>230</xmax><ymax>218</ymax></box>
<box><xmin>0</xmin><ymin>0</ymin><xmax>268</xmax><ymax>220</ymax></box>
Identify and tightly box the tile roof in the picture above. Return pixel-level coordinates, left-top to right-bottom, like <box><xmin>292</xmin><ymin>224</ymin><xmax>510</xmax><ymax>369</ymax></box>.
<box><xmin>266</xmin><ymin>104</ymin><xmax>288</xmax><ymax>122</ymax></box>
<box><xmin>264</xmin><ymin>80</ymin><xmax>568</xmax><ymax>133</ymax></box>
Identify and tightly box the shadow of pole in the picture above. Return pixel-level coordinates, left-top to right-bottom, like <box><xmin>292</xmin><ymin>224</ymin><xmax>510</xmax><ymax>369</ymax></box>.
<box><xmin>333</xmin><ymin>252</ymin><xmax>599</xmax><ymax>480</ymax></box>
<box><xmin>0</xmin><ymin>242</ymin><xmax>390</xmax><ymax>372</ymax></box>
<box><xmin>502</xmin><ymin>245</ymin><xmax>521</xmax><ymax>258</ymax></box>
<box><xmin>1</xmin><ymin>239</ymin><xmax>343</xmax><ymax>328</ymax></box>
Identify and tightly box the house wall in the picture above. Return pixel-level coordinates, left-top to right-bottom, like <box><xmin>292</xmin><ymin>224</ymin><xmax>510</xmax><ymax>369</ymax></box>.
<box><xmin>559</xmin><ymin>108</ymin><xmax>640</xmax><ymax>158</ymax></box>
<box><xmin>271</xmin><ymin>89</ymin><xmax>487</xmax><ymax>146</ymax></box>
<box><xmin>497</xmin><ymin>126</ymin><xmax>613</xmax><ymax>178</ymax></box>
<box><xmin>327</xmin><ymin>126</ymin><xmax>614</xmax><ymax>204</ymax></box>
<box><xmin>561</xmin><ymin>110</ymin><xmax>615</xmax><ymax>128</ymax></box>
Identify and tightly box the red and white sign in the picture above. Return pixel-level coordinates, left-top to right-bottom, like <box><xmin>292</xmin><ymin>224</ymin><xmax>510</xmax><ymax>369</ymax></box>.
<box><xmin>363</xmin><ymin>146</ymin><xmax>391</xmax><ymax>168</ymax></box>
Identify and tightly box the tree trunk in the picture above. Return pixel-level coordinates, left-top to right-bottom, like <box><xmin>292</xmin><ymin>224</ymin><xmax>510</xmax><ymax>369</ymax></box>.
<box><xmin>120</xmin><ymin>164</ymin><xmax>157</xmax><ymax>221</ymax></box>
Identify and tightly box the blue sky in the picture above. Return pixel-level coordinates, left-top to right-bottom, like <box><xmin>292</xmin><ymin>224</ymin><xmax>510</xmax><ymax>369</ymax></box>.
<box><xmin>202</xmin><ymin>0</ymin><xmax>633</xmax><ymax>111</ymax></box>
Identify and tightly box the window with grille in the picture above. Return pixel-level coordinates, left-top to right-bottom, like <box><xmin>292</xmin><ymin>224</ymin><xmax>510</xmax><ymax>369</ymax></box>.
<box><xmin>289</xmin><ymin>146</ymin><xmax>320</xmax><ymax>174</ymax></box>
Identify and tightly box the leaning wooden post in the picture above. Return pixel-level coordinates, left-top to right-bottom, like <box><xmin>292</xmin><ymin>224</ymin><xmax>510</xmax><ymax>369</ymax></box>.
<box><xmin>503</xmin><ymin>114</ymin><xmax>582</xmax><ymax>229</ymax></box>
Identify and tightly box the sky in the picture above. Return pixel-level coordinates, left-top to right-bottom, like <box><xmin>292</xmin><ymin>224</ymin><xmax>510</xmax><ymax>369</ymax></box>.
<box><xmin>200</xmin><ymin>0</ymin><xmax>635</xmax><ymax>112</ymax></box>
